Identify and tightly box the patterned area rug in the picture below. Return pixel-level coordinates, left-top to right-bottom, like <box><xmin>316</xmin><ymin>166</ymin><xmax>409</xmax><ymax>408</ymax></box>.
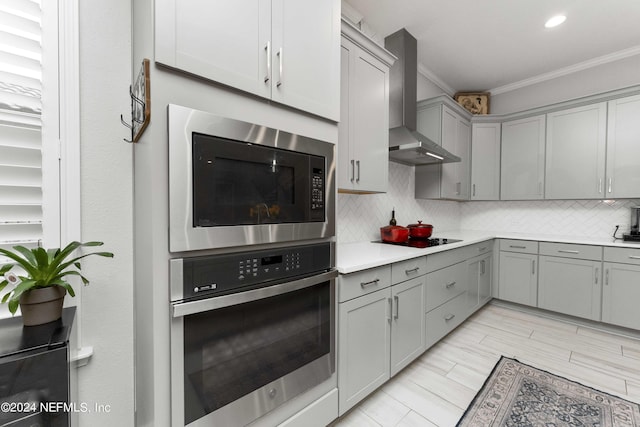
<box><xmin>457</xmin><ymin>356</ymin><xmax>640</xmax><ymax>426</ymax></box>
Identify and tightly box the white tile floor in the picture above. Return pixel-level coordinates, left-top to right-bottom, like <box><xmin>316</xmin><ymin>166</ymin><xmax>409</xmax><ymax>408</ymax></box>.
<box><xmin>331</xmin><ymin>302</ymin><xmax>640</xmax><ymax>427</ymax></box>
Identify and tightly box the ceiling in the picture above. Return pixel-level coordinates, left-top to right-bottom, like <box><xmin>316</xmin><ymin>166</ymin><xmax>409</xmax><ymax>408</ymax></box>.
<box><xmin>343</xmin><ymin>0</ymin><xmax>640</xmax><ymax>95</ymax></box>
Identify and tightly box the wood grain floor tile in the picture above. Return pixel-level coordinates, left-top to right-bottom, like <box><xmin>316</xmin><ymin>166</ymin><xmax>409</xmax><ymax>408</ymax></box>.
<box><xmin>333</xmin><ymin>302</ymin><xmax>640</xmax><ymax>427</ymax></box>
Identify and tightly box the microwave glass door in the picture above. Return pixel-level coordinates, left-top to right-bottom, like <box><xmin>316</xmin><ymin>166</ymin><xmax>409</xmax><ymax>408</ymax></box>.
<box><xmin>193</xmin><ymin>133</ymin><xmax>324</xmax><ymax>227</ymax></box>
<box><xmin>181</xmin><ymin>281</ymin><xmax>331</xmax><ymax>425</ymax></box>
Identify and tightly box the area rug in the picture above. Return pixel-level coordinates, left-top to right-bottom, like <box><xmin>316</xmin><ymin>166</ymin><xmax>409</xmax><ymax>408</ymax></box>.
<box><xmin>457</xmin><ymin>356</ymin><xmax>640</xmax><ymax>426</ymax></box>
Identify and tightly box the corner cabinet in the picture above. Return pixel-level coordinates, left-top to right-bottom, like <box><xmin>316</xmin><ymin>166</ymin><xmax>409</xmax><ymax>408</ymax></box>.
<box><xmin>500</xmin><ymin>115</ymin><xmax>546</xmax><ymax>200</ymax></box>
<box><xmin>498</xmin><ymin>240</ymin><xmax>539</xmax><ymax>307</ymax></box>
<box><xmin>338</xmin><ymin>20</ymin><xmax>396</xmax><ymax>193</ymax></box>
<box><xmin>545</xmin><ymin>103</ymin><xmax>607</xmax><ymax>199</ymax></box>
<box><xmin>155</xmin><ymin>0</ymin><xmax>341</xmax><ymax>121</ymax></box>
<box><xmin>415</xmin><ymin>98</ymin><xmax>471</xmax><ymax>200</ymax></box>
<box><xmin>605</xmin><ymin>94</ymin><xmax>640</xmax><ymax>198</ymax></box>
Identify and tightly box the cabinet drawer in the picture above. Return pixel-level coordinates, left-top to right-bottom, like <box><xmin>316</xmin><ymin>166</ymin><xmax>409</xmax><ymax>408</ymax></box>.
<box><xmin>425</xmin><ymin>292</ymin><xmax>467</xmax><ymax>349</ymax></box>
<box><xmin>426</xmin><ymin>247</ymin><xmax>469</xmax><ymax>272</ymax></box>
<box><xmin>466</xmin><ymin>240</ymin><xmax>494</xmax><ymax>257</ymax></box>
<box><xmin>604</xmin><ymin>246</ymin><xmax>640</xmax><ymax>266</ymax></box>
<box><xmin>425</xmin><ymin>261</ymin><xmax>467</xmax><ymax>312</ymax></box>
<box><xmin>539</xmin><ymin>242</ymin><xmax>602</xmax><ymax>261</ymax></box>
<box><xmin>339</xmin><ymin>265</ymin><xmax>392</xmax><ymax>303</ymax></box>
<box><xmin>500</xmin><ymin>239</ymin><xmax>538</xmax><ymax>254</ymax></box>
<box><xmin>392</xmin><ymin>256</ymin><xmax>427</xmax><ymax>284</ymax></box>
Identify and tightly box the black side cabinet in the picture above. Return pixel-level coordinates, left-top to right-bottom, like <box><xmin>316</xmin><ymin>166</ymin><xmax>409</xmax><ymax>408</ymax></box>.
<box><xmin>0</xmin><ymin>307</ymin><xmax>76</xmax><ymax>427</ymax></box>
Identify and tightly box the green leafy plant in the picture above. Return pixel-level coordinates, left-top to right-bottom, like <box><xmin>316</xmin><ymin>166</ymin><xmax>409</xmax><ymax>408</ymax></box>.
<box><xmin>0</xmin><ymin>241</ymin><xmax>114</xmax><ymax>314</ymax></box>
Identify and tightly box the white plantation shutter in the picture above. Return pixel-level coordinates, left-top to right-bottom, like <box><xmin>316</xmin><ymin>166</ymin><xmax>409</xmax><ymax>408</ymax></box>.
<box><xmin>0</xmin><ymin>0</ymin><xmax>43</xmax><ymax>256</ymax></box>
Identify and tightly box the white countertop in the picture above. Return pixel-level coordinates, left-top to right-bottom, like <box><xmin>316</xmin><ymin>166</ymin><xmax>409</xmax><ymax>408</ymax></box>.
<box><xmin>336</xmin><ymin>230</ymin><xmax>640</xmax><ymax>274</ymax></box>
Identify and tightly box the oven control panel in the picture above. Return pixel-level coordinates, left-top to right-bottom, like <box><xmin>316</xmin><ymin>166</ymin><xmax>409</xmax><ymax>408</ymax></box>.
<box><xmin>179</xmin><ymin>242</ymin><xmax>331</xmax><ymax>299</ymax></box>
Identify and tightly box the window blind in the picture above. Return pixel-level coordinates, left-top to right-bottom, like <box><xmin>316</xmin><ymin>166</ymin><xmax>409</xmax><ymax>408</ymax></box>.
<box><xmin>0</xmin><ymin>0</ymin><xmax>42</xmax><ymax>255</ymax></box>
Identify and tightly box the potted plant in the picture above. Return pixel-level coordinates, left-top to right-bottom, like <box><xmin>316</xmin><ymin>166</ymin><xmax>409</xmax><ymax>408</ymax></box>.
<box><xmin>0</xmin><ymin>241</ymin><xmax>113</xmax><ymax>326</ymax></box>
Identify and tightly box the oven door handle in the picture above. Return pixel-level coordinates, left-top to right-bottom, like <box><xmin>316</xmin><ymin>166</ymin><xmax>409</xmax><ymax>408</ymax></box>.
<box><xmin>171</xmin><ymin>269</ymin><xmax>338</xmax><ymax>318</ymax></box>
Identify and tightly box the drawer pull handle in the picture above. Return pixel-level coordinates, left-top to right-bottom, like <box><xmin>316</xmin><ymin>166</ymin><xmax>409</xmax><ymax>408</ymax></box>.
<box><xmin>510</xmin><ymin>245</ymin><xmax>527</xmax><ymax>249</ymax></box>
<box><xmin>445</xmin><ymin>281</ymin><xmax>456</xmax><ymax>289</ymax></box>
<box><xmin>479</xmin><ymin>247</ymin><xmax>488</xmax><ymax>252</ymax></box>
<box><xmin>444</xmin><ymin>314</ymin><xmax>455</xmax><ymax>321</ymax></box>
<box><xmin>629</xmin><ymin>256</ymin><xmax>640</xmax><ymax>260</ymax></box>
<box><xmin>360</xmin><ymin>279</ymin><xmax>380</xmax><ymax>288</ymax></box>
<box><xmin>558</xmin><ymin>250</ymin><xmax>579</xmax><ymax>254</ymax></box>
<box><xmin>405</xmin><ymin>267</ymin><xmax>420</xmax><ymax>275</ymax></box>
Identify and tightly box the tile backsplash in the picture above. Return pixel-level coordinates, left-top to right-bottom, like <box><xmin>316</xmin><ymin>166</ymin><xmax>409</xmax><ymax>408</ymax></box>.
<box><xmin>337</xmin><ymin>162</ymin><xmax>640</xmax><ymax>242</ymax></box>
<box><xmin>337</xmin><ymin>162</ymin><xmax>460</xmax><ymax>243</ymax></box>
<box><xmin>460</xmin><ymin>198</ymin><xmax>640</xmax><ymax>239</ymax></box>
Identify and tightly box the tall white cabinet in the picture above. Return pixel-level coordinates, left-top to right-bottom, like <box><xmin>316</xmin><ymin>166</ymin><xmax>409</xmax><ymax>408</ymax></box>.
<box><xmin>338</xmin><ymin>20</ymin><xmax>395</xmax><ymax>192</ymax></box>
<box><xmin>545</xmin><ymin>103</ymin><xmax>607</xmax><ymax>199</ymax></box>
<box><xmin>500</xmin><ymin>115</ymin><xmax>546</xmax><ymax>200</ymax></box>
<box><xmin>470</xmin><ymin>122</ymin><xmax>501</xmax><ymax>200</ymax></box>
<box><xmin>155</xmin><ymin>0</ymin><xmax>341</xmax><ymax>121</ymax></box>
<box><xmin>605</xmin><ymin>94</ymin><xmax>640</xmax><ymax>198</ymax></box>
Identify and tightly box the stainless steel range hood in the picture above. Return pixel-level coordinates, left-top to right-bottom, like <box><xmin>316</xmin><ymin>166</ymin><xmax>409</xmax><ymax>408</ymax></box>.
<box><xmin>384</xmin><ymin>29</ymin><xmax>460</xmax><ymax>165</ymax></box>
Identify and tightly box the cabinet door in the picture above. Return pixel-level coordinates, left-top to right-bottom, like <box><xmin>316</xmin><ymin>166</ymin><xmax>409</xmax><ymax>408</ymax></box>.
<box><xmin>338</xmin><ymin>288</ymin><xmax>390</xmax><ymax>415</ymax></box>
<box><xmin>271</xmin><ymin>0</ymin><xmax>340</xmax><ymax>121</ymax></box>
<box><xmin>471</xmin><ymin>123</ymin><xmax>501</xmax><ymax>200</ymax></box>
<box><xmin>390</xmin><ymin>277</ymin><xmax>425</xmax><ymax>376</ymax></box>
<box><xmin>545</xmin><ymin>103</ymin><xmax>607</xmax><ymax>199</ymax></box>
<box><xmin>606</xmin><ymin>95</ymin><xmax>640</xmax><ymax>198</ymax></box>
<box><xmin>467</xmin><ymin>254</ymin><xmax>492</xmax><ymax>313</ymax></box>
<box><xmin>538</xmin><ymin>256</ymin><xmax>602</xmax><ymax>321</ymax></box>
<box><xmin>350</xmin><ymin>48</ymin><xmax>389</xmax><ymax>192</ymax></box>
<box><xmin>602</xmin><ymin>262</ymin><xmax>640</xmax><ymax>329</ymax></box>
<box><xmin>501</xmin><ymin>115</ymin><xmax>546</xmax><ymax>200</ymax></box>
<box><xmin>441</xmin><ymin>107</ymin><xmax>470</xmax><ymax>200</ymax></box>
<box><xmin>498</xmin><ymin>252</ymin><xmax>538</xmax><ymax>306</ymax></box>
<box><xmin>337</xmin><ymin>41</ymin><xmax>354</xmax><ymax>190</ymax></box>
<box><xmin>155</xmin><ymin>0</ymin><xmax>271</xmax><ymax>99</ymax></box>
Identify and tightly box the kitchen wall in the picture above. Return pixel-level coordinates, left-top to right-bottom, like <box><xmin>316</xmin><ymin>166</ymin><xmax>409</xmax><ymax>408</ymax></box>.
<box><xmin>337</xmin><ymin>163</ymin><xmax>640</xmax><ymax>242</ymax></box>
<box><xmin>461</xmin><ymin>199</ymin><xmax>640</xmax><ymax>239</ymax></box>
<box><xmin>337</xmin><ymin>162</ymin><xmax>460</xmax><ymax>243</ymax></box>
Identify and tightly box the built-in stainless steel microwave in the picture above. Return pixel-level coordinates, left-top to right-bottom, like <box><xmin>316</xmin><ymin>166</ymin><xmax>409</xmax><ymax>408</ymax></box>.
<box><xmin>168</xmin><ymin>104</ymin><xmax>335</xmax><ymax>252</ymax></box>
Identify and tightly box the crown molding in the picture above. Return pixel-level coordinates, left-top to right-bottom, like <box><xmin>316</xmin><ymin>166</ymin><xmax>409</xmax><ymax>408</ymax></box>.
<box><xmin>417</xmin><ymin>63</ymin><xmax>456</xmax><ymax>96</ymax></box>
<box><xmin>490</xmin><ymin>45</ymin><xmax>640</xmax><ymax>95</ymax></box>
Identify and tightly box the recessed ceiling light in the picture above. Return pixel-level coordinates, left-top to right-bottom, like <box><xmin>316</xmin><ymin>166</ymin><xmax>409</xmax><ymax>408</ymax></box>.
<box><xmin>545</xmin><ymin>15</ymin><xmax>566</xmax><ymax>28</ymax></box>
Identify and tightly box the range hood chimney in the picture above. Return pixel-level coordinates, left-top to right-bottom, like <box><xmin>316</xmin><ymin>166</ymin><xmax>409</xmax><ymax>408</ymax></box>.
<box><xmin>384</xmin><ymin>29</ymin><xmax>460</xmax><ymax>165</ymax></box>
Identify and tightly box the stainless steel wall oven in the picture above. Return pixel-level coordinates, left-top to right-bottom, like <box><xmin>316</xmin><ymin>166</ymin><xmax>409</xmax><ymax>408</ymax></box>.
<box><xmin>169</xmin><ymin>242</ymin><xmax>336</xmax><ymax>427</ymax></box>
<box><xmin>168</xmin><ymin>104</ymin><xmax>336</xmax><ymax>252</ymax></box>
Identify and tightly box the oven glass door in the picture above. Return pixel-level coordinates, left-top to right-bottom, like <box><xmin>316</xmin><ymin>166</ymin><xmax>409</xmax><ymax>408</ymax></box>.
<box><xmin>180</xmin><ymin>280</ymin><xmax>332</xmax><ymax>426</ymax></box>
<box><xmin>193</xmin><ymin>133</ymin><xmax>323</xmax><ymax>227</ymax></box>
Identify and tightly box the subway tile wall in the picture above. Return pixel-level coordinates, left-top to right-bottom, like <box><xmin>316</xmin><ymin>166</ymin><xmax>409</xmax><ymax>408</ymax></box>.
<box><xmin>337</xmin><ymin>162</ymin><xmax>640</xmax><ymax>242</ymax></box>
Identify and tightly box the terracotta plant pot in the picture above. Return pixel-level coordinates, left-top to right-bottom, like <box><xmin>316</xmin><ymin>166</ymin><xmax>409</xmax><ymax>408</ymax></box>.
<box><xmin>19</xmin><ymin>286</ymin><xmax>66</xmax><ymax>326</ymax></box>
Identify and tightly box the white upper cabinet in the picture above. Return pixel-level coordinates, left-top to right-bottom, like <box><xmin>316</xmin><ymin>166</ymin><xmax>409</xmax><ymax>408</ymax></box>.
<box><xmin>470</xmin><ymin>122</ymin><xmax>501</xmax><ymax>200</ymax></box>
<box><xmin>606</xmin><ymin>94</ymin><xmax>640</xmax><ymax>198</ymax></box>
<box><xmin>545</xmin><ymin>103</ymin><xmax>607</xmax><ymax>199</ymax></box>
<box><xmin>415</xmin><ymin>100</ymin><xmax>471</xmax><ymax>200</ymax></box>
<box><xmin>500</xmin><ymin>115</ymin><xmax>546</xmax><ymax>200</ymax></box>
<box><xmin>155</xmin><ymin>0</ymin><xmax>340</xmax><ymax>121</ymax></box>
<box><xmin>338</xmin><ymin>21</ymin><xmax>395</xmax><ymax>193</ymax></box>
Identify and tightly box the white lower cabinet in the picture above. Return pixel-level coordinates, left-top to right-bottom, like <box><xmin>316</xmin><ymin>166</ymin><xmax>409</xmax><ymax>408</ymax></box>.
<box><xmin>538</xmin><ymin>255</ymin><xmax>602</xmax><ymax>321</ymax></box>
<box><xmin>425</xmin><ymin>292</ymin><xmax>467</xmax><ymax>349</ymax></box>
<box><xmin>337</xmin><ymin>269</ymin><xmax>425</xmax><ymax>415</ymax></box>
<box><xmin>602</xmin><ymin>262</ymin><xmax>640</xmax><ymax>330</ymax></box>
<box><xmin>467</xmin><ymin>252</ymin><xmax>492</xmax><ymax>312</ymax></box>
<box><xmin>390</xmin><ymin>277</ymin><xmax>426</xmax><ymax>376</ymax></box>
<box><xmin>498</xmin><ymin>251</ymin><xmax>538</xmax><ymax>306</ymax></box>
<box><xmin>338</xmin><ymin>287</ymin><xmax>390</xmax><ymax>414</ymax></box>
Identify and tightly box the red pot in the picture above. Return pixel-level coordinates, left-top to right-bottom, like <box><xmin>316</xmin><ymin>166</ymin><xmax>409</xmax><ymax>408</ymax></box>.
<box><xmin>380</xmin><ymin>225</ymin><xmax>409</xmax><ymax>243</ymax></box>
<box><xmin>407</xmin><ymin>221</ymin><xmax>434</xmax><ymax>239</ymax></box>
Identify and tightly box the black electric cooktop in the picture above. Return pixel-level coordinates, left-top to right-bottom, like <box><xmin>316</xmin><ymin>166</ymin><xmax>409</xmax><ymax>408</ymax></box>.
<box><xmin>376</xmin><ymin>237</ymin><xmax>462</xmax><ymax>248</ymax></box>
